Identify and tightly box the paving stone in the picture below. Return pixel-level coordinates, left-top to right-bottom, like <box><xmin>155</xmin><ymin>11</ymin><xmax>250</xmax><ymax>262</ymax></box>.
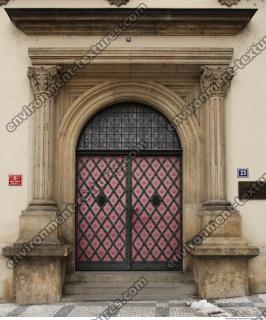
<box><xmin>0</xmin><ymin>304</ymin><xmax>17</xmax><ymax>316</ymax></box>
<box><xmin>170</xmin><ymin>306</ymin><xmax>199</xmax><ymax>317</ymax></box>
<box><xmin>7</xmin><ymin>306</ymin><xmax>29</xmax><ymax>317</ymax></box>
<box><xmin>0</xmin><ymin>295</ymin><xmax>266</xmax><ymax>317</ymax></box>
<box><xmin>169</xmin><ymin>299</ymin><xmax>193</xmax><ymax>306</ymax></box>
<box><xmin>53</xmin><ymin>304</ymin><xmax>75</xmax><ymax>317</ymax></box>
<box><xmin>215</xmin><ymin>296</ymin><xmax>251</xmax><ymax>304</ymax></box>
<box><xmin>155</xmin><ymin>306</ymin><xmax>169</xmax><ymax>317</ymax></box>
<box><xmin>248</xmin><ymin>295</ymin><xmax>264</xmax><ymax>303</ymax></box>
<box><xmin>223</xmin><ymin>306</ymin><xmax>261</xmax><ymax>317</ymax></box>
<box><xmin>19</xmin><ymin>305</ymin><xmax>61</xmax><ymax>317</ymax></box>
<box><xmin>156</xmin><ymin>302</ymin><xmax>169</xmax><ymax>308</ymax></box>
<box><xmin>216</xmin><ymin>302</ymin><xmax>254</xmax><ymax>307</ymax></box>
<box><xmin>68</xmin><ymin>306</ymin><xmax>108</xmax><ymax>317</ymax></box>
<box><xmin>117</xmin><ymin>306</ymin><xmax>156</xmax><ymax>317</ymax></box>
<box><xmin>258</xmin><ymin>294</ymin><xmax>266</xmax><ymax>301</ymax></box>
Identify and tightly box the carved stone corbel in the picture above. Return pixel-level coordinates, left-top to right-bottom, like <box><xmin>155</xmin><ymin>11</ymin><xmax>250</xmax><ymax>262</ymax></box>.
<box><xmin>106</xmin><ymin>0</ymin><xmax>130</xmax><ymax>7</ymax></box>
<box><xmin>0</xmin><ymin>0</ymin><xmax>9</xmax><ymax>6</ymax></box>
<box><xmin>200</xmin><ymin>66</ymin><xmax>234</xmax><ymax>97</ymax></box>
<box><xmin>218</xmin><ymin>0</ymin><xmax>240</xmax><ymax>7</ymax></box>
<box><xmin>27</xmin><ymin>66</ymin><xmax>61</xmax><ymax>97</ymax></box>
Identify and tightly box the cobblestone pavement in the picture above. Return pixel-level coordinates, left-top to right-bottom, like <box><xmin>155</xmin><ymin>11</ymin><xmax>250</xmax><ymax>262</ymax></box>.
<box><xmin>0</xmin><ymin>294</ymin><xmax>266</xmax><ymax>317</ymax></box>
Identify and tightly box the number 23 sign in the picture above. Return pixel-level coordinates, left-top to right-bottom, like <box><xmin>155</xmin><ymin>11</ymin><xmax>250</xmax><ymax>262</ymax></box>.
<box><xmin>237</xmin><ymin>169</ymin><xmax>249</xmax><ymax>178</ymax></box>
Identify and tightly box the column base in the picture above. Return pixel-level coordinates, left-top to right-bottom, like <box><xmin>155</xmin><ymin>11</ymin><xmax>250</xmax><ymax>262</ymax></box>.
<box><xmin>202</xmin><ymin>200</ymin><xmax>232</xmax><ymax>211</ymax></box>
<box><xmin>28</xmin><ymin>199</ymin><xmax>58</xmax><ymax>212</ymax></box>
<box><xmin>191</xmin><ymin>239</ymin><xmax>259</xmax><ymax>299</ymax></box>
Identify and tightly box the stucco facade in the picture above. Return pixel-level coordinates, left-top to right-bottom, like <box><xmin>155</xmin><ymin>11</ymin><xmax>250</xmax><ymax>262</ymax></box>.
<box><xmin>0</xmin><ymin>0</ymin><xmax>265</xmax><ymax>303</ymax></box>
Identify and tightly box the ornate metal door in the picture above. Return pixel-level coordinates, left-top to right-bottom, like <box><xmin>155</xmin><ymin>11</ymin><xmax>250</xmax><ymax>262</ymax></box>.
<box><xmin>76</xmin><ymin>156</ymin><xmax>128</xmax><ymax>270</ymax></box>
<box><xmin>131</xmin><ymin>156</ymin><xmax>182</xmax><ymax>270</ymax></box>
<box><xmin>75</xmin><ymin>102</ymin><xmax>182</xmax><ymax>271</ymax></box>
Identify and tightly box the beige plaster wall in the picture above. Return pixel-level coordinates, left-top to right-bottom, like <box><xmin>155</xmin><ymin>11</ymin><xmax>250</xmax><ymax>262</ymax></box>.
<box><xmin>0</xmin><ymin>0</ymin><xmax>265</xmax><ymax>300</ymax></box>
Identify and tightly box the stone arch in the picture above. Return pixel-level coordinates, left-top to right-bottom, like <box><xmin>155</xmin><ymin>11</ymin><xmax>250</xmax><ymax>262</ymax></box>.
<box><xmin>55</xmin><ymin>80</ymin><xmax>203</xmax><ymax>269</ymax></box>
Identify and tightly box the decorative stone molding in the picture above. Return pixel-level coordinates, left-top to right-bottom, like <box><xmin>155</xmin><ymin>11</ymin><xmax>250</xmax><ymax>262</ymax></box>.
<box><xmin>28</xmin><ymin>47</ymin><xmax>234</xmax><ymax>66</ymax></box>
<box><xmin>28</xmin><ymin>66</ymin><xmax>61</xmax><ymax>97</ymax></box>
<box><xmin>106</xmin><ymin>0</ymin><xmax>129</xmax><ymax>6</ymax></box>
<box><xmin>6</xmin><ymin>8</ymin><xmax>257</xmax><ymax>36</ymax></box>
<box><xmin>200</xmin><ymin>66</ymin><xmax>234</xmax><ymax>97</ymax></box>
<box><xmin>219</xmin><ymin>0</ymin><xmax>240</xmax><ymax>7</ymax></box>
<box><xmin>0</xmin><ymin>0</ymin><xmax>9</xmax><ymax>6</ymax></box>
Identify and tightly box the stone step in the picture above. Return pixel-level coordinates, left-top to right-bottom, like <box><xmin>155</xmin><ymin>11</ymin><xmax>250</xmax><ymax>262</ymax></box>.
<box><xmin>62</xmin><ymin>271</ymin><xmax>198</xmax><ymax>301</ymax></box>
<box><xmin>65</xmin><ymin>271</ymin><xmax>194</xmax><ymax>284</ymax></box>
<box><xmin>64</xmin><ymin>283</ymin><xmax>197</xmax><ymax>296</ymax></box>
<box><xmin>62</xmin><ymin>292</ymin><xmax>197</xmax><ymax>302</ymax></box>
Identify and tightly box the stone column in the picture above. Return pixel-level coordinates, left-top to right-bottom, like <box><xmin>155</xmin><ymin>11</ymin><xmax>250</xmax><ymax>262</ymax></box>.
<box><xmin>191</xmin><ymin>66</ymin><xmax>259</xmax><ymax>299</ymax></box>
<box><xmin>27</xmin><ymin>66</ymin><xmax>61</xmax><ymax>210</ymax></box>
<box><xmin>200</xmin><ymin>66</ymin><xmax>233</xmax><ymax>210</ymax></box>
<box><xmin>14</xmin><ymin>66</ymin><xmax>63</xmax><ymax>246</ymax></box>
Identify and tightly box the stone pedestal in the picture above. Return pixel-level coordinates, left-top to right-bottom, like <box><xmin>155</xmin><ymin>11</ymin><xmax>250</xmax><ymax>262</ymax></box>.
<box><xmin>2</xmin><ymin>245</ymin><xmax>71</xmax><ymax>304</ymax></box>
<box><xmin>193</xmin><ymin>242</ymin><xmax>259</xmax><ymax>299</ymax></box>
<box><xmin>14</xmin><ymin>258</ymin><xmax>64</xmax><ymax>305</ymax></box>
<box><xmin>191</xmin><ymin>210</ymin><xmax>259</xmax><ymax>298</ymax></box>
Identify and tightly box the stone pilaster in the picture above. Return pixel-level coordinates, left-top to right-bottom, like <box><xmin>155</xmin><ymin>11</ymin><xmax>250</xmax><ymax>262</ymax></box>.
<box><xmin>27</xmin><ymin>66</ymin><xmax>61</xmax><ymax>210</ymax></box>
<box><xmin>191</xmin><ymin>66</ymin><xmax>259</xmax><ymax>299</ymax></box>
<box><xmin>200</xmin><ymin>66</ymin><xmax>233</xmax><ymax>211</ymax></box>
<box><xmin>16</xmin><ymin>66</ymin><xmax>63</xmax><ymax>245</ymax></box>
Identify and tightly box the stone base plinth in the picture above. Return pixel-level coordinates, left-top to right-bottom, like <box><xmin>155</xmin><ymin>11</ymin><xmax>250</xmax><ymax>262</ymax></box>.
<box><xmin>14</xmin><ymin>257</ymin><xmax>64</xmax><ymax>305</ymax></box>
<box><xmin>2</xmin><ymin>245</ymin><xmax>72</xmax><ymax>304</ymax></box>
<box><xmin>192</xmin><ymin>242</ymin><xmax>259</xmax><ymax>299</ymax></box>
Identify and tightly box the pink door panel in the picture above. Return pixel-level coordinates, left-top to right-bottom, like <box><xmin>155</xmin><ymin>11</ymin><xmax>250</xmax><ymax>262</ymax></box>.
<box><xmin>76</xmin><ymin>156</ymin><xmax>127</xmax><ymax>270</ymax></box>
<box><xmin>131</xmin><ymin>156</ymin><xmax>182</xmax><ymax>267</ymax></box>
<box><xmin>76</xmin><ymin>155</ymin><xmax>182</xmax><ymax>270</ymax></box>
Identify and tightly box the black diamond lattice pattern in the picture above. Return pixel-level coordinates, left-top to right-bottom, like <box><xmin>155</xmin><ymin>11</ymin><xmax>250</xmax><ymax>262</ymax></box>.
<box><xmin>77</xmin><ymin>102</ymin><xmax>181</xmax><ymax>151</ymax></box>
<box><xmin>132</xmin><ymin>156</ymin><xmax>182</xmax><ymax>262</ymax></box>
<box><xmin>76</xmin><ymin>156</ymin><xmax>127</xmax><ymax>263</ymax></box>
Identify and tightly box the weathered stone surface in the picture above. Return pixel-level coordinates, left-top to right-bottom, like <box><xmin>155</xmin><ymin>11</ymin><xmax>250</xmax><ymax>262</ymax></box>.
<box><xmin>16</xmin><ymin>210</ymin><xmax>61</xmax><ymax>245</ymax></box>
<box><xmin>2</xmin><ymin>245</ymin><xmax>72</xmax><ymax>258</ymax></box>
<box><xmin>14</xmin><ymin>258</ymin><xmax>64</xmax><ymax>305</ymax></box>
<box><xmin>192</xmin><ymin>242</ymin><xmax>259</xmax><ymax>257</ymax></box>
<box><xmin>249</xmin><ymin>253</ymin><xmax>266</xmax><ymax>294</ymax></box>
<box><xmin>200</xmin><ymin>210</ymin><xmax>242</xmax><ymax>238</ymax></box>
<box><xmin>192</xmin><ymin>238</ymin><xmax>259</xmax><ymax>298</ymax></box>
<box><xmin>193</xmin><ymin>256</ymin><xmax>249</xmax><ymax>298</ymax></box>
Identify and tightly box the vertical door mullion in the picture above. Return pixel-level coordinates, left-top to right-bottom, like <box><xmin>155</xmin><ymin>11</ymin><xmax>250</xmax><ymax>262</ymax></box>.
<box><xmin>125</xmin><ymin>157</ymin><xmax>132</xmax><ymax>269</ymax></box>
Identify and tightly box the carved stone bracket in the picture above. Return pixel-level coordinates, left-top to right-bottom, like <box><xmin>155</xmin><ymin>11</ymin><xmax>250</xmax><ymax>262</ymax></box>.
<box><xmin>27</xmin><ymin>66</ymin><xmax>61</xmax><ymax>97</ymax></box>
<box><xmin>200</xmin><ymin>66</ymin><xmax>234</xmax><ymax>97</ymax></box>
<box><xmin>0</xmin><ymin>0</ymin><xmax>9</xmax><ymax>5</ymax></box>
<box><xmin>219</xmin><ymin>0</ymin><xmax>240</xmax><ymax>7</ymax></box>
<box><xmin>106</xmin><ymin>0</ymin><xmax>129</xmax><ymax>7</ymax></box>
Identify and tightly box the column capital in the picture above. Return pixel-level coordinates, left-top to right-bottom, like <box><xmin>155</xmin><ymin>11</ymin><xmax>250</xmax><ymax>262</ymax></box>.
<box><xmin>200</xmin><ymin>66</ymin><xmax>234</xmax><ymax>97</ymax></box>
<box><xmin>27</xmin><ymin>66</ymin><xmax>61</xmax><ymax>97</ymax></box>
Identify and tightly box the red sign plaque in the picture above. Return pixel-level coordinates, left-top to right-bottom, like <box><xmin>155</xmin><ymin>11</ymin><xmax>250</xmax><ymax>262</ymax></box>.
<box><xmin>8</xmin><ymin>175</ymin><xmax>23</xmax><ymax>186</ymax></box>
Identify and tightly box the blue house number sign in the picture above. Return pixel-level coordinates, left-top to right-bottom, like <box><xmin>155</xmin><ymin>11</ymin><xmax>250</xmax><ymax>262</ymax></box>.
<box><xmin>237</xmin><ymin>168</ymin><xmax>249</xmax><ymax>178</ymax></box>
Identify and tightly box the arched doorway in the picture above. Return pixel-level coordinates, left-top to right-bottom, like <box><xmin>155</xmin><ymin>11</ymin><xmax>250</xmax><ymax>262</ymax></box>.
<box><xmin>75</xmin><ymin>102</ymin><xmax>183</xmax><ymax>271</ymax></box>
